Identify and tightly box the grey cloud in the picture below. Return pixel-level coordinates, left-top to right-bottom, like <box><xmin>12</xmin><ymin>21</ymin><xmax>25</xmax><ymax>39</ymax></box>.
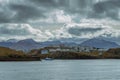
<box><xmin>0</xmin><ymin>24</ymin><xmax>31</xmax><ymax>36</ymax></box>
<box><xmin>68</xmin><ymin>27</ymin><xmax>103</xmax><ymax>36</ymax></box>
<box><xmin>30</xmin><ymin>0</ymin><xmax>57</xmax><ymax>7</ymax></box>
<box><xmin>90</xmin><ymin>0</ymin><xmax>120</xmax><ymax>20</ymax></box>
<box><xmin>0</xmin><ymin>0</ymin><xmax>49</xmax><ymax>23</ymax></box>
<box><xmin>0</xmin><ymin>12</ymin><xmax>10</xmax><ymax>23</ymax></box>
<box><xmin>0</xmin><ymin>0</ymin><xmax>84</xmax><ymax>23</ymax></box>
<box><xmin>0</xmin><ymin>23</ymin><xmax>53</xmax><ymax>41</ymax></box>
<box><xmin>0</xmin><ymin>4</ymin><xmax>12</xmax><ymax>23</ymax></box>
<box><xmin>9</xmin><ymin>4</ymin><xmax>46</xmax><ymax>23</ymax></box>
<box><xmin>62</xmin><ymin>0</ymin><xmax>120</xmax><ymax>21</ymax></box>
<box><xmin>0</xmin><ymin>0</ymin><xmax>120</xmax><ymax>23</ymax></box>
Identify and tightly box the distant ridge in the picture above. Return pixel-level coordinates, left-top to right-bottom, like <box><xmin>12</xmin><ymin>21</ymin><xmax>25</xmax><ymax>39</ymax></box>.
<box><xmin>0</xmin><ymin>39</ymin><xmax>18</xmax><ymax>47</ymax></box>
<box><xmin>10</xmin><ymin>39</ymin><xmax>40</xmax><ymax>52</ymax></box>
<box><xmin>0</xmin><ymin>38</ymin><xmax>120</xmax><ymax>52</ymax></box>
<box><xmin>81</xmin><ymin>38</ymin><xmax>119</xmax><ymax>49</ymax></box>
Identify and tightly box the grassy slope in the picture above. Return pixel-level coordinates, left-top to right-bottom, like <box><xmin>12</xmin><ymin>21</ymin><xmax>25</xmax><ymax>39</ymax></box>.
<box><xmin>0</xmin><ymin>46</ymin><xmax>40</xmax><ymax>61</ymax></box>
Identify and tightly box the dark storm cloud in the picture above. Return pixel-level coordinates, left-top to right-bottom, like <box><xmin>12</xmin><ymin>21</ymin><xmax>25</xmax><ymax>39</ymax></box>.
<box><xmin>9</xmin><ymin>4</ymin><xmax>46</xmax><ymax>23</ymax></box>
<box><xmin>30</xmin><ymin>0</ymin><xmax>57</xmax><ymax>7</ymax></box>
<box><xmin>0</xmin><ymin>4</ymin><xmax>12</xmax><ymax>23</ymax></box>
<box><xmin>0</xmin><ymin>0</ymin><xmax>68</xmax><ymax>23</ymax></box>
<box><xmin>0</xmin><ymin>0</ymin><xmax>120</xmax><ymax>23</ymax></box>
<box><xmin>0</xmin><ymin>12</ymin><xmax>10</xmax><ymax>23</ymax></box>
<box><xmin>0</xmin><ymin>0</ymin><xmax>50</xmax><ymax>23</ymax></box>
<box><xmin>30</xmin><ymin>0</ymin><xmax>69</xmax><ymax>10</ymax></box>
<box><xmin>0</xmin><ymin>0</ymin><xmax>62</xmax><ymax>23</ymax></box>
<box><xmin>90</xmin><ymin>0</ymin><xmax>120</xmax><ymax>20</ymax></box>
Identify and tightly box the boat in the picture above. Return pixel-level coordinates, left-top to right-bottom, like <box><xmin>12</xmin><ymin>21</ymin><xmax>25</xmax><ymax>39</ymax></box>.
<box><xmin>44</xmin><ymin>57</ymin><xmax>53</xmax><ymax>60</ymax></box>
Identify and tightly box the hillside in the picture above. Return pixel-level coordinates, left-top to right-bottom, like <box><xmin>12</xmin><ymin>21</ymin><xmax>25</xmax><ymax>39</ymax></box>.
<box><xmin>81</xmin><ymin>38</ymin><xmax>119</xmax><ymax>49</ymax></box>
<box><xmin>0</xmin><ymin>47</ymin><xmax>40</xmax><ymax>61</ymax></box>
<box><xmin>10</xmin><ymin>39</ymin><xmax>40</xmax><ymax>52</ymax></box>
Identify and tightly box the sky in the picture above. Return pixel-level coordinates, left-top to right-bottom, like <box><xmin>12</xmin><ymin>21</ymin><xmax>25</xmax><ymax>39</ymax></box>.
<box><xmin>0</xmin><ymin>0</ymin><xmax>120</xmax><ymax>43</ymax></box>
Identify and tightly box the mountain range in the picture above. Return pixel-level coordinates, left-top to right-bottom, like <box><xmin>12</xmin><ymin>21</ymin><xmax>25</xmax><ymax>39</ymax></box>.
<box><xmin>0</xmin><ymin>38</ymin><xmax>119</xmax><ymax>52</ymax></box>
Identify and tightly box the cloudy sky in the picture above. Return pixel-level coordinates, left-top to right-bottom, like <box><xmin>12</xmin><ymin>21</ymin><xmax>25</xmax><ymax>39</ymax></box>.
<box><xmin>0</xmin><ymin>0</ymin><xmax>120</xmax><ymax>43</ymax></box>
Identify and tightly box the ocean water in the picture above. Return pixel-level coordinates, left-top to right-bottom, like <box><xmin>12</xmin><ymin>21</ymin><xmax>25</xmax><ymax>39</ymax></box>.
<box><xmin>0</xmin><ymin>60</ymin><xmax>120</xmax><ymax>80</ymax></box>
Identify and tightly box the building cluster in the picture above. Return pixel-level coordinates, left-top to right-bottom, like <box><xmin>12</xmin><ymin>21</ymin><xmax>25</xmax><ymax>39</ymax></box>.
<box><xmin>40</xmin><ymin>45</ymin><xmax>106</xmax><ymax>55</ymax></box>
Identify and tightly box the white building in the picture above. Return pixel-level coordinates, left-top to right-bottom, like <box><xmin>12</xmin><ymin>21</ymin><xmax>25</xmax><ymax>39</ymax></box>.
<box><xmin>40</xmin><ymin>46</ymin><xmax>106</xmax><ymax>54</ymax></box>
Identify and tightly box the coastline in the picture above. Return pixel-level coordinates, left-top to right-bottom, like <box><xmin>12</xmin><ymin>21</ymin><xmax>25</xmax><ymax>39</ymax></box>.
<box><xmin>1</xmin><ymin>58</ymin><xmax>120</xmax><ymax>61</ymax></box>
<box><xmin>0</xmin><ymin>57</ymin><xmax>41</xmax><ymax>61</ymax></box>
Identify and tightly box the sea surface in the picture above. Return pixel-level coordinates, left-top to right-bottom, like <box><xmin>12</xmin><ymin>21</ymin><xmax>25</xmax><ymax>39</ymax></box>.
<box><xmin>0</xmin><ymin>60</ymin><xmax>120</xmax><ymax>80</ymax></box>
